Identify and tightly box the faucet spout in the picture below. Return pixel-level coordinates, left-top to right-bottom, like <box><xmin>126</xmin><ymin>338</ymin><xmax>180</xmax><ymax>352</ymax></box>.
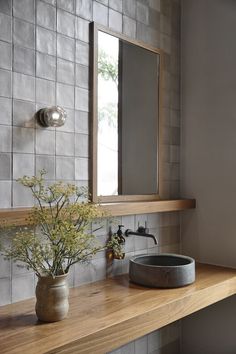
<box><xmin>125</xmin><ymin>226</ymin><xmax>158</xmax><ymax>245</ymax></box>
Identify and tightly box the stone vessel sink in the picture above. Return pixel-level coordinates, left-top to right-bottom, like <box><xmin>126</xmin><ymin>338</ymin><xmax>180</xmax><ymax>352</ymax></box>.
<box><xmin>129</xmin><ymin>253</ymin><xmax>195</xmax><ymax>288</ymax></box>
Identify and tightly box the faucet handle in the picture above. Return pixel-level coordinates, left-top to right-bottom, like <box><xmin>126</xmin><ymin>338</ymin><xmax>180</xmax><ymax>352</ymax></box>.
<box><xmin>137</xmin><ymin>225</ymin><xmax>145</xmax><ymax>233</ymax></box>
<box><xmin>137</xmin><ymin>224</ymin><xmax>149</xmax><ymax>234</ymax></box>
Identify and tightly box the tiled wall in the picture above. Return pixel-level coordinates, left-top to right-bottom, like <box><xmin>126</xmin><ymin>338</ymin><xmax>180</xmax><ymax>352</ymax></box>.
<box><xmin>0</xmin><ymin>0</ymin><xmax>181</xmax><ymax>353</ymax></box>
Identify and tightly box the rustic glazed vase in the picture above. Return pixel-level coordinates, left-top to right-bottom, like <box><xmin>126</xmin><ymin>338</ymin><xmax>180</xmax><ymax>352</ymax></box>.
<box><xmin>35</xmin><ymin>273</ymin><xmax>69</xmax><ymax>322</ymax></box>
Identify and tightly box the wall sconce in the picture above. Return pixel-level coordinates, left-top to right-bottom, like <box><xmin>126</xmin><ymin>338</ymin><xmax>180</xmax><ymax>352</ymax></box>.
<box><xmin>36</xmin><ymin>106</ymin><xmax>67</xmax><ymax>127</ymax></box>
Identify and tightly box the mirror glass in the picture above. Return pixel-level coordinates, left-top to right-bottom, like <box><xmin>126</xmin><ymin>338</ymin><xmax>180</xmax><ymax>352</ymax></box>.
<box><xmin>96</xmin><ymin>29</ymin><xmax>160</xmax><ymax>199</ymax></box>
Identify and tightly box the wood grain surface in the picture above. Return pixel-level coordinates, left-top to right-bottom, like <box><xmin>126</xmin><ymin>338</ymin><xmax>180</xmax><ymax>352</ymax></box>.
<box><xmin>0</xmin><ymin>199</ymin><xmax>196</xmax><ymax>226</ymax></box>
<box><xmin>0</xmin><ymin>263</ymin><xmax>236</xmax><ymax>354</ymax></box>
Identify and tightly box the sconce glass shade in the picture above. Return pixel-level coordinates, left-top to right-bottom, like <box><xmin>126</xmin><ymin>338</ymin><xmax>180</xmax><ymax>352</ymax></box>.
<box><xmin>37</xmin><ymin>106</ymin><xmax>67</xmax><ymax>127</ymax></box>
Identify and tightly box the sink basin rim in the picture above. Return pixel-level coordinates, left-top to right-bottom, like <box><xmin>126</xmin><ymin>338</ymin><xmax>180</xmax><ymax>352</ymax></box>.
<box><xmin>130</xmin><ymin>253</ymin><xmax>195</xmax><ymax>268</ymax></box>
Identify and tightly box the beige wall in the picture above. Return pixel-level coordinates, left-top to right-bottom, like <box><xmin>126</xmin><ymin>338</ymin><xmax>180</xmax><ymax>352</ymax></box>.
<box><xmin>181</xmin><ymin>0</ymin><xmax>236</xmax><ymax>352</ymax></box>
<box><xmin>0</xmin><ymin>0</ymin><xmax>182</xmax><ymax>353</ymax></box>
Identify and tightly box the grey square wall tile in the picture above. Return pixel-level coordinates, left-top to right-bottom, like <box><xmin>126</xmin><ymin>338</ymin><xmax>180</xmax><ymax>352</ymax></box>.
<box><xmin>0</xmin><ymin>41</ymin><xmax>12</xmax><ymax>70</ymax></box>
<box><xmin>137</xmin><ymin>2</ymin><xmax>149</xmax><ymax>25</ymax></box>
<box><xmin>57</xmin><ymin>58</ymin><xmax>75</xmax><ymax>85</ymax></box>
<box><xmin>75</xmin><ymin>133</ymin><xmax>88</xmax><ymax>157</ymax></box>
<box><xmin>149</xmin><ymin>8</ymin><xmax>160</xmax><ymax>31</ymax></box>
<box><xmin>109</xmin><ymin>0</ymin><xmax>122</xmax><ymax>13</ymax></box>
<box><xmin>160</xmin><ymin>0</ymin><xmax>171</xmax><ymax>17</ymax></box>
<box><xmin>60</xmin><ymin>108</ymin><xmax>75</xmax><ymax>132</ymax></box>
<box><xmin>0</xmin><ymin>69</ymin><xmax>11</xmax><ymax>97</ymax></box>
<box><xmin>147</xmin><ymin>330</ymin><xmax>160</xmax><ymax>353</ymax></box>
<box><xmin>13</xmin><ymin>46</ymin><xmax>35</xmax><ymax>76</ymax></box>
<box><xmin>75</xmin><ymin>157</ymin><xmax>88</xmax><ymax>180</ymax></box>
<box><xmin>36</xmin><ymin>129</ymin><xmax>55</xmax><ymax>155</ymax></box>
<box><xmin>93</xmin><ymin>1</ymin><xmax>108</xmax><ymax>26</ymax></box>
<box><xmin>13</xmin><ymin>127</ymin><xmax>34</xmax><ymax>153</ymax></box>
<box><xmin>0</xmin><ymin>0</ymin><xmax>12</xmax><ymax>15</ymax></box>
<box><xmin>12</xmin><ymin>260</ymin><xmax>32</xmax><ymax>276</ymax></box>
<box><xmin>109</xmin><ymin>9</ymin><xmax>122</xmax><ymax>32</ymax></box>
<box><xmin>0</xmin><ymin>125</ymin><xmax>11</xmax><ymax>152</ymax></box>
<box><xmin>0</xmin><ymin>255</ymin><xmax>11</xmax><ymax>278</ymax></box>
<box><xmin>13</xmin><ymin>100</ymin><xmax>35</xmax><ymax>128</ymax></box>
<box><xmin>36</xmin><ymin>26</ymin><xmax>56</xmax><ymax>56</ymax></box>
<box><xmin>74</xmin><ymin>262</ymin><xmax>93</xmax><ymax>286</ymax></box>
<box><xmin>43</xmin><ymin>0</ymin><xmax>56</xmax><ymax>5</ymax></box>
<box><xmin>75</xmin><ymin>87</ymin><xmax>89</xmax><ymax>111</ymax></box>
<box><xmin>0</xmin><ymin>153</ymin><xmax>11</xmax><ymax>180</ymax></box>
<box><xmin>160</xmin><ymin>33</ymin><xmax>171</xmax><ymax>53</ymax></box>
<box><xmin>123</xmin><ymin>0</ymin><xmax>136</xmax><ymax>19</ymax></box>
<box><xmin>149</xmin><ymin>0</ymin><xmax>160</xmax><ymax>12</ymax></box>
<box><xmin>56</xmin><ymin>83</ymin><xmax>74</xmax><ymax>108</ymax></box>
<box><xmin>56</xmin><ymin>131</ymin><xmax>74</xmax><ymax>156</ymax></box>
<box><xmin>13</xmin><ymin>153</ymin><xmax>35</xmax><ymax>180</ymax></box>
<box><xmin>0</xmin><ymin>181</ymin><xmax>11</xmax><ymax>208</ymax></box>
<box><xmin>13</xmin><ymin>0</ymin><xmax>35</xmax><ymax>23</ymax></box>
<box><xmin>0</xmin><ymin>278</ymin><xmax>11</xmax><ymax>306</ymax></box>
<box><xmin>13</xmin><ymin>73</ymin><xmax>35</xmax><ymax>102</ymax></box>
<box><xmin>12</xmin><ymin>273</ymin><xmax>35</xmax><ymax>302</ymax></box>
<box><xmin>57</xmin><ymin>0</ymin><xmax>75</xmax><ymax>13</ymax></box>
<box><xmin>76</xmin><ymin>0</ymin><xmax>92</xmax><ymax>20</ymax></box>
<box><xmin>75</xmin><ymin>17</ymin><xmax>89</xmax><ymax>43</ymax></box>
<box><xmin>57</xmin><ymin>34</ymin><xmax>75</xmax><ymax>62</ymax></box>
<box><xmin>0</xmin><ymin>13</ymin><xmax>11</xmax><ymax>42</ymax></box>
<box><xmin>57</xmin><ymin>9</ymin><xmax>75</xmax><ymax>38</ymax></box>
<box><xmin>97</xmin><ymin>0</ymin><xmax>108</xmax><ymax>5</ymax></box>
<box><xmin>137</xmin><ymin>22</ymin><xmax>159</xmax><ymax>47</ymax></box>
<box><xmin>36</xmin><ymin>155</ymin><xmax>55</xmax><ymax>179</ymax></box>
<box><xmin>123</xmin><ymin>16</ymin><xmax>136</xmax><ymax>38</ymax></box>
<box><xmin>76</xmin><ymin>64</ymin><xmax>89</xmax><ymax>89</ymax></box>
<box><xmin>36</xmin><ymin>78</ymin><xmax>55</xmax><ymax>105</ymax></box>
<box><xmin>0</xmin><ymin>97</ymin><xmax>12</xmax><ymax>125</ymax></box>
<box><xmin>13</xmin><ymin>18</ymin><xmax>35</xmax><ymax>50</ymax></box>
<box><xmin>75</xmin><ymin>110</ymin><xmax>88</xmax><ymax>133</ymax></box>
<box><xmin>75</xmin><ymin>41</ymin><xmax>89</xmax><ymax>65</ymax></box>
<box><xmin>36</xmin><ymin>52</ymin><xmax>56</xmax><ymax>81</ymax></box>
<box><xmin>116</xmin><ymin>342</ymin><xmax>135</xmax><ymax>354</ymax></box>
<box><xmin>56</xmin><ymin>156</ymin><xmax>75</xmax><ymax>180</ymax></box>
<box><xmin>90</xmin><ymin>258</ymin><xmax>106</xmax><ymax>282</ymax></box>
<box><xmin>37</xmin><ymin>0</ymin><xmax>56</xmax><ymax>31</ymax></box>
<box><xmin>13</xmin><ymin>180</ymin><xmax>34</xmax><ymax>206</ymax></box>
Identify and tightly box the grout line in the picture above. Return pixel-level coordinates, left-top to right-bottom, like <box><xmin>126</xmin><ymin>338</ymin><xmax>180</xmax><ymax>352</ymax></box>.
<box><xmin>10</xmin><ymin>0</ymin><xmax>13</xmax><ymax>305</ymax></box>
<box><xmin>34</xmin><ymin>0</ymin><xmax>37</xmax><ymax>182</ymax></box>
<box><xmin>54</xmin><ymin>0</ymin><xmax>58</xmax><ymax>181</ymax></box>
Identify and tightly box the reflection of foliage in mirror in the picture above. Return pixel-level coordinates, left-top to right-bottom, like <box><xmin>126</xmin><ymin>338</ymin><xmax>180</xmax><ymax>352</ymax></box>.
<box><xmin>98</xmin><ymin>49</ymin><xmax>118</xmax><ymax>87</ymax></box>
<box><xmin>98</xmin><ymin>49</ymin><xmax>119</xmax><ymax>129</ymax></box>
<box><xmin>98</xmin><ymin>102</ymin><xmax>117</xmax><ymax>129</ymax></box>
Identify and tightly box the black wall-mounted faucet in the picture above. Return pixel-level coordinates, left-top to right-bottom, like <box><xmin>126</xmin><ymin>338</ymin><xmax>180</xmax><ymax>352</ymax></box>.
<box><xmin>125</xmin><ymin>223</ymin><xmax>158</xmax><ymax>245</ymax></box>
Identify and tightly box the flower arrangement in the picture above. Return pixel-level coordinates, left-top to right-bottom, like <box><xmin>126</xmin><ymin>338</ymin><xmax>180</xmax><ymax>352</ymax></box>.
<box><xmin>107</xmin><ymin>234</ymin><xmax>125</xmax><ymax>260</ymax></box>
<box><xmin>3</xmin><ymin>170</ymin><xmax>105</xmax><ymax>277</ymax></box>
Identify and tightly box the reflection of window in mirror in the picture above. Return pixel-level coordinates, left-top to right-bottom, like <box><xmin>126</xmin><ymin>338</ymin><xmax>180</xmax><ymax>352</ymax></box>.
<box><xmin>97</xmin><ymin>32</ymin><xmax>119</xmax><ymax>196</ymax></box>
<box><xmin>92</xmin><ymin>23</ymin><xmax>162</xmax><ymax>202</ymax></box>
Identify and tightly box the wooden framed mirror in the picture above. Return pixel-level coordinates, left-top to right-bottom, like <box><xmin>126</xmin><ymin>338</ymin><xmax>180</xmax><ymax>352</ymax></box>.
<box><xmin>90</xmin><ymin>22</ymin><xmax>163</xmax><ymax>203</ymax></box>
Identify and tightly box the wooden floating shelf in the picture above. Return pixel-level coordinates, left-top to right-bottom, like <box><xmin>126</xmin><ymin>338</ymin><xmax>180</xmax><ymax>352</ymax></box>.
<box><xmin>0</xmin><ymin>264</ymin><xmax>236</xmax><ymax>354</ymax></box>
<box><xmin>0</xmin><ymin>199</ymin><xmax>196</xmax><ymax>226</ymax></box>
<box><xmin>101</xmin><ymin>198</ymin><xmax>196</xmax><ymax>216</ymax></box>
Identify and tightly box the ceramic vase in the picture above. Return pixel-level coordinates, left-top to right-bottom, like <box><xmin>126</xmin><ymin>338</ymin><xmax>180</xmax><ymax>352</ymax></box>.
<box><xmin>35</xmin><ymin>273</ymin><xmax>69</xmax><ymax>322</ymax></box>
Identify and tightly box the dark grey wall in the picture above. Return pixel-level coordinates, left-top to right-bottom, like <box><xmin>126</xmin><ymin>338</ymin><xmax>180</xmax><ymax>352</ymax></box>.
<box><xmin>181</xmin><ymin>0</ymin><xmax>236</xmax><ymax>352</ymax></box>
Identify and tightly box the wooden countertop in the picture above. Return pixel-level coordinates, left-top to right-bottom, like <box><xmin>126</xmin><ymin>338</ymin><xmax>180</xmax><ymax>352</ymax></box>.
<box><xmin>1</xmin><ymin>264</ymin><xmax>236</xmax><ymax>354</ymax></box>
